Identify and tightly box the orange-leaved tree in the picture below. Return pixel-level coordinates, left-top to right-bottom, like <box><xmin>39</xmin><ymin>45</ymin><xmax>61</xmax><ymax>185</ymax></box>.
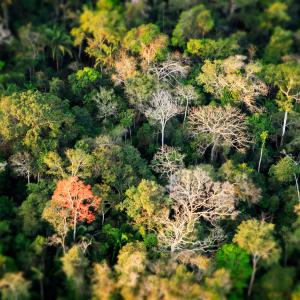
<box><xmin>51</xmin><ymin>176</ymin><xmax>101</xmax><ymax>242</ymax></box>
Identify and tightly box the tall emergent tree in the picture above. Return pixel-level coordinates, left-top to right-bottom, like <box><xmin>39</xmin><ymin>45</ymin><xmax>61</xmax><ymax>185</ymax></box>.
<box><xmin>143</xmin><ymin>89</ymin><xmax>183</xmax><ymax>147</ymax></box>
<box><xmin>44</xmin><ymin>177</ymin><xmax>101</xmax><ymax>242</ymax></box>
<box><xmin>188</xmin><ymin>106</ymin><xmax>252</xmax><ymax>161</ymax></box>
<box><xmin>264</xmin><ymin>63</ymin><xmax>300</xmax><ymax>144</ymax></box>
<box><xmin>233</xmin><ymin>219</ymin><xmax>280</xmax><ymax>296</ymax></box>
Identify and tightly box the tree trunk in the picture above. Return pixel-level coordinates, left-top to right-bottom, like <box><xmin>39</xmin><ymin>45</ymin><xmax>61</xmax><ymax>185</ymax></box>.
<box><xmin>170</xmin><ymin>244</ymin><xmax>175</xmax><ymax>253</ymax></box>
<box><xmin>183</xmin><ymin>99</ymin><xmax>189</xmax><ymax>123</ymax></box>
<box><xmin>281</xmin><ymin>110</ymin><xmax>288</xmax><ymax>146</ymax></box>
<box><xmin>257</xmin><ymin>142</ymin><xmax>265</xmax><ymax>173</ymax></box>
<box><xmin>210</xmin><ymin>143</ymin><xmax>217</xmax><ymax>162</ymax></box>
<box><xmin>161</xmin><ymin>123</ymin><xmax>165</xmax><ymax>148</ymax></box>
<box><xmin>129</xmin><ymin>126</ymin><xmax>132</xmax><ymax>143</ymax></box>
<box><xmin>62</xmin><ymin>234</ymin><xmax>66</xmax><ymax>254</ymax></box>
<box><xmin>73</xmin><ymin>214</ymin><xmax>77</xmax><ymax>241</ymax></box>
<box><xmin>102</xmin><ymin>211</ymin><xmax>105</xmax><ymax>226</ymax></box>
<box><xmin>294</xmin><ymin>174</ymin><xmax>300</xmax><ymax>202</ymax></box>
<box><xmin>1</xmin><ymin>3</ymin><xmax>9</xmax><ymax>29</ymax></box>
<box><xmin>228</xmin><ymin>0</ymin><xmax>236</xmax><ymax>18</ymax></box>
<box><xmin>248</xmin><ymin>257</ymin><xmax>258</xmax><ymax>297</ymax></box>
<box><xmin>27</xmin><ymin>171</ymin><xmax>30</xmax><ymax>184</ymax></box>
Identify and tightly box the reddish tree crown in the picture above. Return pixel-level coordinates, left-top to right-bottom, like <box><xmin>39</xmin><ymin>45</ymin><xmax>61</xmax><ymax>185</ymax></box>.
<box><xmin>52</xmin><ymin>176</ymin><xmax>101</xmax><ymax>225</ymax></box>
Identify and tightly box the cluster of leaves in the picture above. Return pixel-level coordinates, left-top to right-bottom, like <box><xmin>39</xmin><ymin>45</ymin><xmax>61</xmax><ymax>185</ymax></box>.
<box><xmin>1</xmin><ymin>0</ymin><xmax>300</xmax><ymax>299</ymax></box>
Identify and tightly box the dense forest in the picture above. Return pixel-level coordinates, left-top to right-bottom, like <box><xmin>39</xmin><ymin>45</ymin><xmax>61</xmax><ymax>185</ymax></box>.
<box><xmin>1</xmin><ymin>0</ymin><xmax>300</xmax><ymax>299</ymax></box>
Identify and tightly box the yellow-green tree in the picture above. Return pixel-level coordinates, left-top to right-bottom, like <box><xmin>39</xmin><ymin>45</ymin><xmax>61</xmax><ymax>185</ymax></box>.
<box><xmin>172</xmin><ymin>4</ymin><xmax>214</xmax><ymax>47</ymax></box>
<box><xmin>264</xmin><ymin>63</ymin><xmax>300</xmax><ymax>144</ymax></box>
<box><xmin>0</xmin><ymin>91</ymin><xmax>74</xmax><ymax>153</ymax></box>
<box><xmin>71</xmin><ymin>0</ymin><xmax>126</xmax><ymax>67</ymax></box>
<box><xmin>233</xmin><ymin>219</ymin><xmax>280</xmax><ymax>296</ymax></box>
<box><xmin>119</xmin><ymin>179</ymin><xmax>168</xmax><ymax>231</ymax></box>
<box><xmin>0</xmin><ymin>272</ymin><xmax>30</xmax><ymax>300</ymax></box>
<box><xmin>61</xmin><ymin>245</ymin><xmax>89</xmax><ymax>299</ymax></box>
<box><xmin>91</xmin><ymin>263</ymin><xmax>116</xmax><ymax>300</ymax></box>
<box><xmin>115</xmin><ymin>242</ymin><xmax>147</xmax><ymax>299</ymax></box>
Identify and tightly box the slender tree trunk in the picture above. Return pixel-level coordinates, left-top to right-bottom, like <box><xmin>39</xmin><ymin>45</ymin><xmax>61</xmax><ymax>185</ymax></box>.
<box><xmin>56</xmin><ymin>58</ymin><xmax>59</xmax><ymax>71</ymax></box>
<box><xmin>257</xmin><ymin>141</ymin><xmax>265</xmax><ymax>173</ymax></box>
<box><xmin>161</xmin><ymin>123</ymin><xmax>165</xmax><ymax>148</ymax></box>
<box><xmin>294</xmin><ymin>174</ymin><xmax>300</xmax><ymax>202</ymax></box>
<box><xmin>281</xmin><ymin>110</ymin><xmax>288</xmax><ymax>146</ymax></box>
<box><xmin>184</xmin><ymin>99</ymin><xmax>189</xmax><ymax>123</ymax></box>
<box><xmin>228</xmin><ymin>0</ymin><xmax>236</xmax><ymax>18</ymax></box>
<box><xmin>211</xmin><ymin>143</ymin><xmax>217</xmax><ymax>162</ymax></box>
<box><xmin>129</xmin><ymin>126</ymin><xmax>132</xmax><ymax>143</ymax></box>
<box><xmin>248</xmin><ymin>257</ymin><xmax>258</xmax><ymax>297</ymax></box>
<box><xmin>1</xmin><ymin>3</ymin><xmax>9</xmax><ymax>29</ymax></box>
<box><xmin>170</xmin><ymin>244</ymin><xmax>175</xmax><ymax>253</ymax></box>
<box><xmin>102</xmin><ymin>211</ymin><xmax>105</xmax><ymax>226</ymax></box>
<box><xmin>73</xmin><ymin>214</ymin><xmax>77</xmax><ymax>241</ymax></box>
<box><xmin>62</xmin><ymin>234</ymin><xmax>66</xmax><ymax>254</ymax></box>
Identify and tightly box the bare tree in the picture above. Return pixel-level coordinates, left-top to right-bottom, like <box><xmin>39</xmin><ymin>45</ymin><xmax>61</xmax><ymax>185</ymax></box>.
<box><xmin>175</xmin><ymin>84</ymin><xmax>198</xmax><ymax>122</ymax></box>
<box><xmin>143</xmin><ymin>89</ymin><xmax>183</xmax><ymax>147</ymax></box>
<box><xmin>9</xmin><ymin>152</ymin><xmax>34</xmax><ymax>184</ymax></box>
<box><xmin>198</xmin><ymin>55</ymin><xmax>268</xmax><ymax>112</ymax></box>
<box><xmin>149</xmin><ymin>55</ymin><xmax>190</xmax><ymax>86</ymax></box>
<box><xmin>169</xmin><ymin>167</ymin><xmax>238</xmax><ymax>224</ymax></box>
<box><xmin>188</xmin><ymin>106</ymin><xmax>252</xmax><ymax>161</ymax></box>
<box><xmin>156</xmin><ymin>206</ymin><xmax>225</xmax><ymax>253</ymax></box>
<box><xmin>151</xmin><ymin>146</ymin><xmax>185</xmax><ymax>179</ymax></box>
<box><xmin>155</xmin><ymin>167</ymin><xmax>238</xmax><ymax>253</ymax></box>
<box><xmin>92</xmin><ymin>88</ymin><xmax>118</xmax><ymax>122</ymax></box>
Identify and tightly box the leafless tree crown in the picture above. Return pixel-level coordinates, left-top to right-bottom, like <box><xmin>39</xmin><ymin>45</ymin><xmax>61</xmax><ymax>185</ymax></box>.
<box><xmin>188</xmin><ymin>105</ymin><xmax>252</xmax><ymax>159</ymax></box>
<box><xmin>156</xmin><ymin>167</ymin><xmax>238</xmax><ymax>253</ymax></box>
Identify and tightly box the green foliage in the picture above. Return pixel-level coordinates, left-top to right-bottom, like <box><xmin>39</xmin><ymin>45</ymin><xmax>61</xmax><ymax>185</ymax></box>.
<box><xmin>0</xmin><ymin>90</ymin><xmax>74</xmax><ymax>153</ymax></box>
<box><xmin>2</xmin><ymin>1</ymin><xmax>300</xmax><ymax>299</ymax></box>
<box><xmin>187</xmin><ymin>33</ymin><xmax>243</xmax><ymax>59</ymax></box>
<box><xmin>68</xmin><ymin>67</ymin><xmax>101</xmax><ymax>96</ymax></box>
<box><xmin>264</xmin><ymin>27</ymin><xmax>293</xmax><ymax>63</ymax></box>
<box><xmin>124</xmin><ymin>73</ymin><xmax>156</xmax><ymax>107</ymax></box>
<box><xmin>215</xmin><ymin>243</ymin><xmax>252</xmax><ymax>298</ymax></box>
<box><xmin>172</xmin><ymin>4</ymin><xmax>214</xmax><ymax>48</ymax></box>
<box><xmin>92</xmin><ymin>144</ymin><xmax>152</xmax><ymax>194</ymax></box>
<box><xmin>43</xmin><ymin>25</ymin><xmax>72</xmax><ymax>69</ymax></box>
<box><xmin>259</xmin><ymin>2</ymin><xmax>290</xmax><ymax>30</ymax></box>
<box><xmin>19</xmin><ymin>181</ymin><xmax>54</xmax><ymax>236</ymax></box>
<box><xmin>269</xmin><ymin>156</ymin><xmax>298</xmax><ymax>183</ymax></box>
<box><xmin>256</xmin><ymin>265</ymin><xmax>295</xmax><ymax>300</ymax></box>
<box><xmin>120</xmin><ymin>179</ymin><xmax>168</xmax><ymax>230</ymax></box>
